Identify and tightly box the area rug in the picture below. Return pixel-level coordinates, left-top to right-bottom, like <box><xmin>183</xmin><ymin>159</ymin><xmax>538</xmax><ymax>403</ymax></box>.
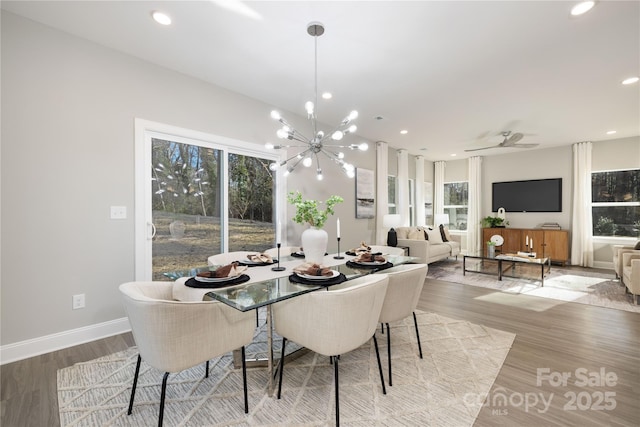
<box><xmin>57</xmin><ymin>311</ymin><xmax>515</xmax><ymax>426</ymax></box>
<box><xmin>428</xmin><ymin>259</ymin><xmax>640</xmax><ymax>313</ymax></box>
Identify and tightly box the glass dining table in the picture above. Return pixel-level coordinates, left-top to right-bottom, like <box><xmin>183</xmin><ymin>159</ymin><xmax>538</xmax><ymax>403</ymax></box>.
<box><xmin>166</xmin><ymin>252</ymin><xmax>418</xmax><ymax>396</ymax></box>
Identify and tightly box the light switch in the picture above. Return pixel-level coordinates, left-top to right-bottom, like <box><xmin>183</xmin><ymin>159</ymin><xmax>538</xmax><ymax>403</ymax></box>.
<box><xmin>110</xmin><ymin>206</ymin><xmax>127</xmax><ymax>219</ymax></box>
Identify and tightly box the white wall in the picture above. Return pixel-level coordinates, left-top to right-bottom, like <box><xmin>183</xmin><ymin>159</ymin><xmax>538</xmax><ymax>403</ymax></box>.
<box><xmin>0</xmin><ymin>13</ymin><xmax>376</xmax><ymax>360</ymax></box>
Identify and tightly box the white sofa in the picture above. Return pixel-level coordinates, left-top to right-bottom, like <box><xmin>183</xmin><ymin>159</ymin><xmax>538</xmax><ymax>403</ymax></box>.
<box><xmin>395</xmin><ymin>226</ymin><xmax>461</xmax><ymax>264</ymax></box>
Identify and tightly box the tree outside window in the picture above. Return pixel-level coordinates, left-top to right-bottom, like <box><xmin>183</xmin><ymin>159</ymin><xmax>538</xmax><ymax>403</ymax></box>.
<box><xmin>592</xmin><ymin>169</ymin><xmax>640</xmax><ymax>237</ymax></box>
<box><xmin>444</xmin><ymin>182</ymin><xmax>468</xmax><ymax>231</ymax></box>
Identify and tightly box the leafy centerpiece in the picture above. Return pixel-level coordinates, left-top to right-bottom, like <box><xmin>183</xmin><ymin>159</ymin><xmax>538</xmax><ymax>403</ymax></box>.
<box><xmin>288</xmin><ymin>191</ymin><xmax>344</xmax><ymax>263</ymax></box>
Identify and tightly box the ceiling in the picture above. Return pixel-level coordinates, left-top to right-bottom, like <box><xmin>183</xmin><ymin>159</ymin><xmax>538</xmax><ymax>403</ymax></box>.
<box><xmin>3</xmin><ymin>1</ymin><xmax>639</xmax><ymax>161</ymax></box>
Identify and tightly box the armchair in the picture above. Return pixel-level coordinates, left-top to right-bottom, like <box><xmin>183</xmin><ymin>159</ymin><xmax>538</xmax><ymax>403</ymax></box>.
<box><xmin>621</xmin><ymin>252</ymin><xmax>640</xmax><ymax>305</ymax></box>
<box><xmin>612</xmin><ymin>244</ymin><xmax>640</xmax><ymax>279</ymax></box>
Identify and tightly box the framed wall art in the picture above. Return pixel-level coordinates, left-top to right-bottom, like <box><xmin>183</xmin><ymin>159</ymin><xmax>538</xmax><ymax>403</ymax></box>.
<box><xmin>355</xmin><ymin>168</ymin><xmax>375</xmax><ymax>218</ymax></box>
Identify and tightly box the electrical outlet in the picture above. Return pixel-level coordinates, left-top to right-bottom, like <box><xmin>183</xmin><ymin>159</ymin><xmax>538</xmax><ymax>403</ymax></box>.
<box><xmin>72</xmin><ymin>294</ymin><xmax>85</xmax><ymax>310</ymax></box>
<box><xmin>110</xmin><ymin>206</ymin><xmax>127</xmax><ymax>219</ymax></box>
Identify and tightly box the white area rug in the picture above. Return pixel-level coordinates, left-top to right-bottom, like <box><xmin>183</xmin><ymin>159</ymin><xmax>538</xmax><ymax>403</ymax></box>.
<box><xmin>57</xmin><ymin>311</ymin><xmax>515</xmax><ymax>426</ymax></box>
<box><xmin>429</xmin><ymin>259</ymin><xmax>640</xmax><ymax>313</ymax></box>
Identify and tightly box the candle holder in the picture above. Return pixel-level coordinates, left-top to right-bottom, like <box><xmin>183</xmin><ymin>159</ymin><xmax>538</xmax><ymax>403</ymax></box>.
<box><xmin>333</xmin><ymin>237</ymin><xmax>345</xmax><ymax>259</ymax></box>
<box><xmin>271</xmin><ymin>243</ymin><xmax>286</xmax><ymax>271</ymax></box>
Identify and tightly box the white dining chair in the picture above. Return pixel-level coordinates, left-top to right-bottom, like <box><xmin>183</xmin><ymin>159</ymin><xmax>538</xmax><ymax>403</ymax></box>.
<box><xmin>119</xmin><ymin>281</ymin><xmax>255</xmax><ymax>427</ymax></box>
<box><xmin>374</xmin><ymin>263</ymin><xmax>428</xmax><ymax>386</ymax></box>
<box><xmin>207</xmin><ymin>251</ymin><xmax>258</xmax><ymax>266</ymax></box>
<box><xmin>273</xmin><ymin>274</ymin><xmax>389</xmax><ymax>427</ymax></box>
<box><xmin>264</xmin><ymin>246</ymin><xmax>299</xmax><ymax>258</ymax></box>
<box><xmin>369</xmin><ymin>245</ymin><xmax>405</xmax><ymax>256</ymax></box>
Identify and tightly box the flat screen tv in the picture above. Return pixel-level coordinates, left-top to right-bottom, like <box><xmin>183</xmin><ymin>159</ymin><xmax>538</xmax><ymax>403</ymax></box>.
<box><xmin>492</xmin><ymin>178</ymin><xmax>562</xmax><ymax>212</ymax></box>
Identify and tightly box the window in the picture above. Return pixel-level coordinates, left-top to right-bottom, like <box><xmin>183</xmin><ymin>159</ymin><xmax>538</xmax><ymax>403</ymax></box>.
<box><xmin>443</xmin><ymin>181</ymin><xmax>468</xmax><ymax>231</ymax></box>
<box><xmin>408</xmin><ymin>179</ymin><xmax>415</xmax><ymax>226</ymax></box>
<box><xmin>388</xmin><ymin>175</ymin><xmax>397</xmax><ymax>214</ymax></box>
<box><xmin>592</xmin><ymin>169</ymin><xmax>640</xmax><ymax>237</ymax></box>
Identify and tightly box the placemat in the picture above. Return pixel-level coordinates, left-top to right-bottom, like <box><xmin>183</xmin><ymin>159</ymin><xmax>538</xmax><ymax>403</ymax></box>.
<box><xmin>289</xmin><ymin>272</ymin><xmax>347</xmax><ymax>286</ymax></box>
<box><xmin>346</xmin><ymin>261</ymin><xmax>394</xmax><ymax>270</ymax></box>
<box><xmin>185</xmin><ymin>274</ymin><xmax>250</xmax><ymax>288</ymax></box>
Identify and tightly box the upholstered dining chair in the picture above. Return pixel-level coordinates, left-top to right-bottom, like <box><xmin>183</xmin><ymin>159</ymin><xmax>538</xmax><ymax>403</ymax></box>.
<box><xmin>264</xmin><ymin>246</ymin><xmax>299</xmax><ymax>258</ymax></box>
<box><xmin>374</xmin><ymin>263</ymin><xmax>428</xmax><ymax>386</ymax></box>
<box><xmin>119</xmin><ymin>281</ymin><xmax>255</xmax><ymax>427</ymax></box>
<box><xmin>273</xmin><ymin>274</ymin><xmax>389</xmax><ymax>427</ymax></box>
<box><xmin>369</xmin><ymin>245</ymin><xmax>406</xmax><ymax>256</ymax></box>
<box><xmin>208</xmin><ymin>251</ymin><xmax>258</xmax><ymax>266</ymax></box>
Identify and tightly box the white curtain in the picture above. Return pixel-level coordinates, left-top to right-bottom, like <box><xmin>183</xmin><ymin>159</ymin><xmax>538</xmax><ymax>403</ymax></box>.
<box><xmin>375</xmin><ymin>141</ymin><xmax>389</xmax><ymax>245</ymax></box>
<box><xmin>397</xmin><ymin>150</ymin><xmax>410</xmax><ymax>226</ymax></box>
<box><xmin>434</xmin><ymin>161</ymin><xmax>446</xmax><ymax>220</ymax></box>
<box><xmin>571</xmin><ymin>142</ymin><xmax>593</xmax><ymax>266</ymax></box>
<box><xmin>415</xmin><ymin>156</ymin><xmax>425</xmax><ymax>226</ymax></box>
<box><xmin>467</xmin><ymin>156</ymin><xmax>482</xmax><ymax>254</ymax></box>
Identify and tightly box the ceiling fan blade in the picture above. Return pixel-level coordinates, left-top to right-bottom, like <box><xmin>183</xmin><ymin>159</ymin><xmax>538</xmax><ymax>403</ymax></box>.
<box><xmin>464</xmin><ymin>145</ymin><xmax>500</xmax><ymax>152</ymax></box>
<box><xmin>511</xmin><ymin>143</ymin><xmax>539</xmax><ymax>148</ymax></box>
<box><xmin>508</xmin><ymin>132</ymin><xmax>524</xmax><ymax>143</ymax></box>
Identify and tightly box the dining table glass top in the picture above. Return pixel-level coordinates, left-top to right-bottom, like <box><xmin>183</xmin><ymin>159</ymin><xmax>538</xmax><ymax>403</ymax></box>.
<box><xmin>167</xmin><ymin>253</ymin><xmax>418</xmax><ymax>311</ymax></box>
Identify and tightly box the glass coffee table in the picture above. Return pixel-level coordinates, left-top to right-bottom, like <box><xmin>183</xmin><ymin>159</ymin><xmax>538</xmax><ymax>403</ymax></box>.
<box><xmin>463</xmin><ymin>251</ymin><xmax>551</xmax><ymax>286</ymax></box>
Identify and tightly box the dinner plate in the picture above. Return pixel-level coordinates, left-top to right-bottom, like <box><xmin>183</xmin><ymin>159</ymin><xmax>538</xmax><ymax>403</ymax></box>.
<box><xmin>294</xmin><ymin>251</ymin><xmax>305</xmax><ymax>256</ymax></box>
<box><xmin>194</xmin><ymin>275</ymin><xmax>242</xmax><ymax>283</ymax></box>
<box><xmin>353</xmin><ymin>260</ymin><xmax>386</xmax><ymax>266</ymax></box>
<box><xmin>296</xmin><ymin>270</ymin><xmax>339</xmax><ymax>280</ymax></box>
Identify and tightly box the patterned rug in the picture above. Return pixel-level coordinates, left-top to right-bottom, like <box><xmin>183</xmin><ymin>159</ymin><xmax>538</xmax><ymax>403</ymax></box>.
<box><xmin>57</xmin><ymin>311</ymin><xmax>515</xmax><ymax>426</ymax></box>
<box><xmin>428</xmin><ymin>259</ymin><xmax>640</xmax><ymax>313</ymax></box>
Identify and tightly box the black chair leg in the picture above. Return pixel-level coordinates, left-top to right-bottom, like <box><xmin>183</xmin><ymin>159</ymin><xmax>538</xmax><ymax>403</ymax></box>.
<box><xmin>205</xmin><ymin>360</ymin><xmax>209</xmax><ymax>378</ymax></box>
<box><xmin>127</xmin><ymin>354</ymin><xmax>142</xmax><ymax>415</ymax></box>
<box><xmin>334</xmin><ymin>353</ymin><xmax>340</xmax><ymax>427</ymax></box>
<box><xmin>255</xmin><ymin>308</ymin><xmax>259</xmax><ymax>327</ymax></box>
<box><xmin>386</xmin><ymin>322</ymin><xmax>392</xmax><ymax>386</ymax></box>
<box><xmin>413</xmin><ymin>311</ymin><xmax>423</xmax><ymax>359</ymax></box>
<box><xmin>241</xmin><ymin>346</ymin><xmax>248</xmax><ymax>413</ymax></box>
<box><xmin>277</xmin><ymin>337</ymin><xmax>287</xmax><ymax>399</ymax></box>
<box><xmin>372</xmin><ymin>334</ymin><xmax>387</xmax><ymax>395</ymax></box>
<box><xmin>158</xmin><ymin>372</ymin><xmax>169</xmax><ymax>427</ymax></box>
<box><xmin>381</xmin><ymin>323</ymin><xmax>384</xmax><ymax>334</ymax></box>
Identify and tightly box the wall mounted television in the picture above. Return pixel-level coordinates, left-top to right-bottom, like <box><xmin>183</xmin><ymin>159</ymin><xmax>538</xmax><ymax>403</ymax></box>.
<box><xmin>492</xmin><ymin>178</ymin><xmax>562</xmax><ymax>212</ymax></box>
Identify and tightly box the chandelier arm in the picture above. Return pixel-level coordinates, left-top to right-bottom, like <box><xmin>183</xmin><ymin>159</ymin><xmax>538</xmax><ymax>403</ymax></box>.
<box><xmin>285</xmin><ymin>148</ymin><xmax>312</xmax><ymax>164</ymax></box>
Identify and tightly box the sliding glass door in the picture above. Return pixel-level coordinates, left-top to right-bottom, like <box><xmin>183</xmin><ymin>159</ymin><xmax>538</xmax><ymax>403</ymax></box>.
<box><xmin>136</xmin><ymin>120</ymin><xmax>280</xmax><ymax>280</ymax></box>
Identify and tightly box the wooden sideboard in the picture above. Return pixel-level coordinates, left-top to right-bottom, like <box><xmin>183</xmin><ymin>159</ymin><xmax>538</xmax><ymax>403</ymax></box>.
<box><xmin>482</xmin><ymin>227</ymin><xmax>569</xmax><ymax>265</ymax></box>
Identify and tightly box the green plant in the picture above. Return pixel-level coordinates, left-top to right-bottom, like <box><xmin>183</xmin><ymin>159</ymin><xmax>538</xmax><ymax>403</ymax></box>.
<box><xmin>288</xmin><ymin>191</ymin><xmax>343</xmax><ymax>228</ymax></box>
<box><xmin>487</xmin><ymin>240</ymin><xmax>496</xmax><ymax>246</ymax></box>
<box><xmin>482</xmin><ymin>216</ymin><xmax>509</xmax><ymax>228</ymax></box>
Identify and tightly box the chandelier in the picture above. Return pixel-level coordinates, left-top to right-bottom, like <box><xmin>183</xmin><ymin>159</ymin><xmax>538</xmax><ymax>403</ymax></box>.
<box><xmin>267</xmin><ymin>22</ymin><xmax>368</xmax><ymax>180</ymax></box>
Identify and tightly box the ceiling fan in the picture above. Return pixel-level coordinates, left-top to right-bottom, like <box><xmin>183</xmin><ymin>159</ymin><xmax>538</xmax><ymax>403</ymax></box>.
<box><xmin>464</xmin><ymin>131</ymin><xmax>539</xmax><ymax>152</ymax></box>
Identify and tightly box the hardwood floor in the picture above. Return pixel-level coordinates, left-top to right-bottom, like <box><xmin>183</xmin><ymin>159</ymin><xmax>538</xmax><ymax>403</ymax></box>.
<box><xmin>2</xmin><ymin>277</ymin><xmax>638</xmax><ymax>426</ymax></box>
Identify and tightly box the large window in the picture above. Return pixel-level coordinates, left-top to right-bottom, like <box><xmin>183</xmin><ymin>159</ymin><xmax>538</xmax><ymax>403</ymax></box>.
<box><xmin>443</xmin><ymin>181</ymin><xmax>468</xmax><ymax>231</ymax></box>
<box><xmin>388</xmin><ymin>175</ymin><xmax>397</xmax><ymax>214</ymax></box>
<box><xmin>592</xmin><ymin>169</ymin><xmax>640</xmax><ymax>237</ymax></box>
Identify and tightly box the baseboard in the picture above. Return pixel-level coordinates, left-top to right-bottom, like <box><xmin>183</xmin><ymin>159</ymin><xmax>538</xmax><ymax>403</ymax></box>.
<box><xmin>0</xmin><ymin>317</ymin><xmax>131</xmax><ymax>365</ymax></box>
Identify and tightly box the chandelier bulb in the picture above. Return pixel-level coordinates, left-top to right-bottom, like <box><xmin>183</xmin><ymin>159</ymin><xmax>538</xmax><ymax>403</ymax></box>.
<box><xmin>265</xmin><ymin>142</ymin><xmax>275</xmax><ymax>149</ymax></box>
<box><xmin>269</xmin><ymin>162</ymin><xmax>279</xmax><ymax>171</ymax></box>
<box><xmin>358</xmin><ymin>142</ymin><xmax>369</xmax><ymax>151</ymax></box>
<box><xmin>316</xmin><ymin>169</ymin><xmax>323</xmax><ymax>180</ymax></box>
<box><xmin>346</xmin><ymin>169</ymin><xmax>355</xmax><ymax>178</ymax></box>
<box><xmin>270</xmin><ymin>110</ymin><xmax>281</xmax><ymax>120</ymax></box>
<box><xmin>303</xmin><ymin>157</ymin><xmax>313</xmax><ymax>167</ymax></box>
<box><xmin>349</xmin><ymin>110</ymin><xmax>359</xmax><ymax>120</ymax></box>
<box><xmin>338</xmin><ymin>152</ymin><xmax>345</xmax><ymax>159</ymax></box>
<box><xmin>305</xmin><ymin>101</ymin><xmax>314</xmax><ymax>117</ymax></box>
<box><xmin>316</xmin><ymin>130</ymin><xmax>324</xmax><ymax>138</ymax></box>
<box><xmin>331</xmin><ymin>130</ymin><xmax>344</xmax><ymax>141</ymax></box>
<box><xmin>348</xmin><ymin>125</ymin><xmax>357</xmax><ymax>133</ymax></box>
<box><xmin>276</xmin><ymin>129</ymin><xmax>287</xmax><ymax>139</ymax></box>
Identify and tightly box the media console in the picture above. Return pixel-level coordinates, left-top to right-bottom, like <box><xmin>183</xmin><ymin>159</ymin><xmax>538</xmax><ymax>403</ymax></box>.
<box><xmin>482</xmin><ymin>227</ymin><xmax>569</xmax><ymax>265</ymax></box>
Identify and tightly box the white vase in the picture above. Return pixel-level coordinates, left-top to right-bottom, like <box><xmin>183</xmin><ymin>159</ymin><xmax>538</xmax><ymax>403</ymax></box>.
<box><xmin>301</xmin><ymin>227</ymin><xmax>328</xmax><ymax>264</ymax></box>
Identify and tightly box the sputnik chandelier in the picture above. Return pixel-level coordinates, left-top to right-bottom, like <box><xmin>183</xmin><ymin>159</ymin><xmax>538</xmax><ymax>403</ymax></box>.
<box><xmin>267</xmin><ymin>22</ymin><xmax>368</xmax><ymax>180</ymax></box>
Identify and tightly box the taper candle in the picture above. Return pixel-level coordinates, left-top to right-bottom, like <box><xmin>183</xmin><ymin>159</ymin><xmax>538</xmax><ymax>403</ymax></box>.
<box><xmin>277</xmin><ymin>221</ymin><xmax>281</xmax><ymax>244</ymax></box>
<box><xmin>530</xmin><ymin>238</ymin><xmax>533</xmax><ymax>250</ymax></box>
<box><xmin>336</xmin><ymin>218</ymin><xmax>341</xmax><ymax>238</ymax></box>
<box><xmin>525</xmin><ymin>235</ymin><xmax>529</xmax><ymax>246</ymax></box>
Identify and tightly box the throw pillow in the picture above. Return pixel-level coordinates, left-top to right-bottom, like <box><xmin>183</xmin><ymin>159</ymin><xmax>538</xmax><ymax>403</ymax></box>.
<box><xmin>439</xmin><ymin>224</ymin><xmax>450</xmax><ymax>242</ymax></box>
<box><xmin>426</xmin><ymin>228</ymin><xmax>444</xmax><ymax>244</ymax></box>
<box><xmin>635</xmin><ymin>241</ymin><xmax>640</xmax><ymax>250</ymax></box>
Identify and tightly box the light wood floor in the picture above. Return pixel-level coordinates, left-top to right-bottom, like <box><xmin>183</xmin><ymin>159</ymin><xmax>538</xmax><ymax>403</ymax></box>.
<box><xmin>2</xmin><ymin>277</ymin><xmax>638</xmax><ymax>426</ymax></box>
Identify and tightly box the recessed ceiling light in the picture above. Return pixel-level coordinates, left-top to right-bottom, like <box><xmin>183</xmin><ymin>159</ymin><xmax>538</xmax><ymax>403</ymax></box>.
<box><xmin>400</xmin><ymin>130</ymin><xmax>408</xmax><ymax>135</ymax></box>
<box><xmin>450</xmin><ymin>153</ymin><xmax>457</xmax><ymax>157</ymax></box>
<box><xmin>152</xmin><ymin>11</ymin><xmax>172</xmax><ymax>26</ymax></box>
<box><xmin>322</xmin><ymin>92</ymin><xmax>332</xmax><ymax>99</ymax></box>
<box><xmin>622</xmin><ymin>76</ymin><xmax>639</xmax><ymax>85</ymax></box>
<box><xmin>571</xmin><ymin>1</ymin><xmax>595</xmax><ymax>16</ymax></box>
<box><xmin>606</xmin><ymin>130</ymin><xmax>617</xmax><ymax>135</ymax></box>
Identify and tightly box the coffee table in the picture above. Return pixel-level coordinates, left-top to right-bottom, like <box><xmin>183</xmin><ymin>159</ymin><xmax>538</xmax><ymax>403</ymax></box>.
<box><xmin>463</xmin><ymin>251</ymin><xmax>551</xmax><ymax>286</ymax></box>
